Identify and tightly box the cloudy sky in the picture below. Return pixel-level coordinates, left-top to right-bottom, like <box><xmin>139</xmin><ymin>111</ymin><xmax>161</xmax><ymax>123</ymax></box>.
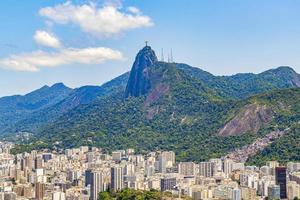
<box><xmin>0</xmin><ymin>0</ymin><xmax>300</xmax><ymax>97</ymax></box>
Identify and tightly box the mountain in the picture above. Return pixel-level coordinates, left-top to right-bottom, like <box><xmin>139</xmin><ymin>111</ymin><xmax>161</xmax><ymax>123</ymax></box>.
<box><xmin>3</xmin><ymin>45</ymin><xmax>300</xmax><ymax>164</ymax></box>
<box><xmin>177</xmin><ymin>64</ymin><xmax>300</xmax><ymax>99</ymax></box>
<box><xmin>125</xmin><ymin>46</ymin><xmax>157</xmax><ymax>97</ymax></box>
<box><xmin>9</xmin><ymin>46</ymin><xmax>300</xmax><ymax>165</ymax></box>
<box><xmin>0</xmin><ymin>72</ymin><xmax>129</xmax><ymax>136</ymax></box>
<box><xmin>0</xmin><ymin>83</ymin><xmax>73</xmax><ymax>131</ymax></box>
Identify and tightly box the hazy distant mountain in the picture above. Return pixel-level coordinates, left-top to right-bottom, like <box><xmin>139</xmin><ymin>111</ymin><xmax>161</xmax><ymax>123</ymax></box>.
<box><xmin>0</xmin><ymin>83</ymin><xmax>73</xmax><ymax>131</ymax></box>
<box><xmin>0</xmin><ymin>72</ymin><xmax>129</xmax><ymax>135</ymax></box>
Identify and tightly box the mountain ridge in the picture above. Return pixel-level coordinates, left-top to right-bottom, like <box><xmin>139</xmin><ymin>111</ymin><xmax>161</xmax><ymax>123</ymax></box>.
<box><xmin>1</xmin><ymin>46</ymin><xmax>300</xmax><ymax>165</ymax></box>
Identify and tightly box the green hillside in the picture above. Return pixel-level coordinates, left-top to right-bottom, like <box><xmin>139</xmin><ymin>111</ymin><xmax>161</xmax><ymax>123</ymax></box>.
<box><xmin>12</xmin><ymin>61</ymin><xmax>300</xmax><ymax>163</ymax></box>
<box><xmin>5</xmin><ymin>46</ymin><xmax>300</xmax><ymax>163</ymax></box>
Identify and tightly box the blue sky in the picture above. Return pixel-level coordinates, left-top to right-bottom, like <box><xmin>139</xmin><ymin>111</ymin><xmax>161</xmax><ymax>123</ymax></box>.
<box><xmin>0</xmin><ymin>0</ymin><xmax>300</xmax><ymax>97</ymax></box>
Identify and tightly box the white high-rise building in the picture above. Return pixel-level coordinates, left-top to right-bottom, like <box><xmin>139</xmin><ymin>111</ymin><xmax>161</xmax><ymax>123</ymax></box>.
<box><xmin>178</xmin><ymin>162</ymin><xmax>196</xmax><ymax>176</ymax></box>
<box><xmin>199</xmin><ymin>162</ymin><xmax>215</xmax><ymax>177</ymax></box>
<box><xmin>287</xmin><ymin>181</ymin><xmax>300</xmax><ymax>200</ymax></box>
<box><xmin>223</xmin><ymin>159</ymin><xmax>234</xmax><ymax>177</ymax></box>
<box><xmin>52</xmin><ymin>191</ymin><xmax>66</xmax><ymax>200</ymax></box>
<box><xmin>90</xmin><ymin>170</ymin><xmax>110</xmax><ymax>200</ymax></box>
<box><xmin>111</xmin><ymin>166</ymin><xmax>124</xmax><ymax>191</ymax></box>
<box><xmin>232</xmin><ymin>188</ymin><xmax>241</xmax><ymax>200</ymax></box>
<box><xmin>158</xmin><ymin>151</ymin><xmax>175</xmax><ymax>173</ymax></box>
<box><xmin>209</xmin><ymin>158</ymin><xmax>222</xmax><ymax>172</ymax></box>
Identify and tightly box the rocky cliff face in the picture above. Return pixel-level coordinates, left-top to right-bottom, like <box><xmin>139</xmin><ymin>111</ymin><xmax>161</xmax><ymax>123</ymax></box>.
<box><xmin>125</xmin><ymin>46</ymin><xmax>158</xmax><ymax>97</ymax></box>
<box><xmin>218</xmin><ymin>104</ymin><xmax>274</xmax><ymax>136</ymax></box>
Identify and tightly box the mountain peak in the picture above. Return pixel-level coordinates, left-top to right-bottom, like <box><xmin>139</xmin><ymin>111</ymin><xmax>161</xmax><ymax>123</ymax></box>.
<box><xmin>125</xmin><ymin>45</ymin><xmax>158</xmax><ymax>97</ymax></box>
<box><xmin>51</xmin><ymin>82</ymin><xmax>69</xmax><ymax>90</ymax></box>
<box><xmin>263</xmin><ymin>66</ymin><xmax>297</xmax><ymax>75</ymax></box>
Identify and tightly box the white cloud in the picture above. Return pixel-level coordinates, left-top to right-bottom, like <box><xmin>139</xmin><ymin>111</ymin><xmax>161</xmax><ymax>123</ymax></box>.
<box><xmin>39</xmin><ymin>1</ymin><xmax>153</xmax><ymax>37</ymax></box>
<box><xmin>104</xmin><ymin>0</ymin><xmax>123</xmax><ymax>8</ymax></box>
<box><xmin>127</xmin><ymin>6</ymin><xmax>141</xmax><ymax>15</ymax></box>
<box><xmin>34</xmin><ymin>30</ymin><xmax>61</xmax><ymax>48</ymax></box>
<box><xmin>0</xmin><ymin>47</ymin><xmax>123</xmax><ymax>72</ymax></box>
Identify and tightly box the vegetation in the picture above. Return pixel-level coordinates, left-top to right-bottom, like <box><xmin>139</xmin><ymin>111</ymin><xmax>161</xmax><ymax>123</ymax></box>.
<box><xmin>178</xmin><ymin>64</ymin><xmax>300</xmax><ymax>100</ymax></box>
<box><xmin>10</xmin><ymin>62</ymin><xmax>300</xmax><ymax>164</ymax></box>
<box><xmin>0</xmin><ymin>73</ymin><xmax>129</xmax><ymax>137</ymax></box>
<box><xmin>98</xmin><ymin>188</ymin><xmax>190</xmax><ymax>200</ymax></box>
<box><xmin>2</xmin><ymin>46</ymin><xmax>300</xmax><ymax>164</ymax></box>
<box><xmin>247</xmin><ymin>124</ymin><xmax>300</xmax><ymax>166</ymax></box>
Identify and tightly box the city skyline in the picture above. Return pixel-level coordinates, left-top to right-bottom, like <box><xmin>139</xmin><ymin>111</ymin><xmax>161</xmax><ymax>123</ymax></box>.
<box><xmin>0</xmin><ymin>141</ymin><xmax>299</xmax><ymax>200</ymax></box>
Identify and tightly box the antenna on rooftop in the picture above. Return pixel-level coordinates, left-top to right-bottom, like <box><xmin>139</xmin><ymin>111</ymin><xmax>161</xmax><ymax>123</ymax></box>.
<box><xmin>145</xmin><ymin>41</ymin><xmax>148</xmax><ymax>47</ymax></box>
<box><xmin>170</xmin><ymin>48</ymin><xmax>174</xmax><ymax>63</ymax></box>
<box><xmin>161</xmin><ymin>48</ymin><xmax>164</xmax><ymax>62</ymax></box>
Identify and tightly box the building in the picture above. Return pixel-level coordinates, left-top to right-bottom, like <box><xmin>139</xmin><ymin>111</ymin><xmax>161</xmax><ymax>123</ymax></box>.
<box><xmin>268</xmin><ymin>185</ymin><xmax>280</xmax><ymax>200</ymax></box>
<box><xmin>267</xmin><ymin>161</ymin><xmax>279</xmax><ymax>176</ymax></box>
<box><xmin>112</xmin><ymin>151</ymin><xmax>122</xmax><ymax>162</ymax></box>
<box><xmin>90</xmin><ymin>170</ymin><xmax>110</xmax><ymax>200</ymax></box>
<box><xmin>213</xmin><ymin>185</ymin><xmax>232</xmax><ymax>199</ymax></box>
<box><xmin>85</xmin><ymin>169</ymin><xmax>93</xmax><ymax>187</ymax></box>
<box><xmin>160</xmin><ymin>177</ymin><xmax>176</xmax><ymax>192</ymax></box>
<box><xmin>199</xmin><ymin>162</ymin><xmax>215</xmax><ymax>177</ymax></box>
<box><xmin>178</xmin><ymin>162</ymin><xmax>196</xmax><ymax>176</ymax></box>
<box><xmin>239</xmin><ymin>171</ymin><xmax>259</xmax><ymax>188</ymax></box>
<box><xmin>34</xmin><ymin>156</ymin><xmax>43</xmax><ymax>169</ymax></box>
<box><xmin>223</xmin><ymin>159</ymin><xmax>234</xmax><ymax>177</ymax></box>
<box><xmin>241</xmin><ymin>187</ymin><xmax>256</xmax><ymax>200</ymax></box>
<box><xmin>275</xmin><ymin>166</ymin><xmax>287</xmax><ymax>199</ymax></box>
<box><xmin>52</xmin><ymin>191</ymin><xmax>66</xmax><ymax>200</ymax></box>
<box><xmin>232</xmin><ymin>188</ymin><xmax>241</xmax><ymax>200</ymax></box>
<box><xmin>3</xmin><ymin>192</ymin><xmax>17</xmax><ymax>200</ymax></box>
<box><xmin>287</xmin><ymin>181</ymin><xmax>300</xmax><ymax>200</ymax></box>
<box><xmin>111</xmin><ymin>166</ymin><xmax>124</xmax><ymax>192</ymax></box>
<box><xmin>290</xmin><ymin>171</ymin><xmax>300</xmax><ymax>185</ymax></box>
<box><xmin>35</xmin><ymin>182</ymin><xmax>45</xmax><ymax>200</ymax></box>
<box><xmin>158</xmin><ymin>151</ymin><xmax>175</xmax><ymax>173</ymax></box>
<box><xmin>191</xmin><ymin>186</ymin><xmax>212</xmax><ymax>200</ymax></box>
<box><xmin>209</xmin><ymin>158</ymin><xmax>222</xmax><ymax>172</ymax></box>
<box><xmin>42</xmin><ymin>153</ymin><xmax>52</xmax><ymax>162</ymax></box>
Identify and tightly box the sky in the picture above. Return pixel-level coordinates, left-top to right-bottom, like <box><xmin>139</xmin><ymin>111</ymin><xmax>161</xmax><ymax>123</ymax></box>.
<box><xmin>1</xmin><ymin>0</ymin><xmax>300</xmax><ymax>97</ymax></box>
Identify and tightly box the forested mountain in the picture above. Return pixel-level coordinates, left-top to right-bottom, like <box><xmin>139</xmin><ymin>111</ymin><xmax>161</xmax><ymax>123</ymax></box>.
<box><xmin>0</xmin><ymin>83</ymin><xmax>73</xmax><ymax>131</ymax></box>
<box><xmin>177</xmin><ymin>64</ymin><xmax>300</xmax><ymax>99</ymax></box>
<box><xmin>0</xmin><ymin>72</ymin><xmax>129</xmax><ymax>136</ymax></box>
<box><xmin>2</xmin><ymin>46</ymin><xmax>300</xmax><ymax>164</ymax></box>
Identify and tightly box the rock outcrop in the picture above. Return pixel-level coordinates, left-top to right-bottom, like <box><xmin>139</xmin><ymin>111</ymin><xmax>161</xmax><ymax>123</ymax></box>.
<box><xmin>218</xmin><ymin>104</ymin><xmax>274</xmax><ymax>136</ymax></box>
<box><xmin>125</xmin><ymin>46</ymin><xmax>158</xmax><ymax>98</ymax></box>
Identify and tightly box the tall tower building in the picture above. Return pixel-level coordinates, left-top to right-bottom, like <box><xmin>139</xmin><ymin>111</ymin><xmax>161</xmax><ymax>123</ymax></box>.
<box><xmin>35</xmin><ymin>182</ymin><xmax>45</xmax><ymax>200</ymax></box>
<box><xmin>90</xmin><ymin>170</ymin><xmax>110</xmax><ymax>200</ymax></box>
<box><xmin>223</xmin><ymin>159</ymin><xmax>234</xmax><ymax>178</ymax></box>
<box><xmin>275</xmin><ymin>166</ymin><xmax>287</xmax><ymax>199</ymax></box>
<box><xmin>158</xmin><ymin>151</ymin><xmax>175</xmax><ymax>173</ymax></box>
<box><xmin>85</xmin><ymin>169</ymin><xmax>93</xmax><ymax>187</ymax></box>
<box><xmin>111</xmin><ymin>166</ymin><xmax>124</xmax><ymax>192</ymax></box>
<box><xmin>34</xmin><ymin>156</ymin><xmax>43</xmax><ymax>169</ymax></box>
<box><xmin>178</xmin><ymin>162</ymin><xmax>196</xmax><ymax>176</ymax></box>
<box><xmin>232</xmin><ymin>188</ymin><xmax>241</xmax><ymax>200</ymax></box>
<box><xmin>199</xmin><ymin>162</ymin><xmax>215</xmax><ymax>177</ymax></box>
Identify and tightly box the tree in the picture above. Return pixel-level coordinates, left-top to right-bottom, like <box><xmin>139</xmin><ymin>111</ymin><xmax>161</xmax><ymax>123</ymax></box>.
<box><xmin>98</xmin><ymin>191</ymin><xmax>112</xmax><ymax>200</ymax></box>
